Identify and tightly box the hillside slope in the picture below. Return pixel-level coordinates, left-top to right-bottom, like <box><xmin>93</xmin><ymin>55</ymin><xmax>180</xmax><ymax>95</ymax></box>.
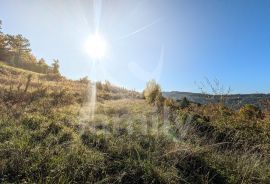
<box><xmin>0</xmin><ymin>64</ymin><xmax>270</xmax><ymax>183</ymax></box>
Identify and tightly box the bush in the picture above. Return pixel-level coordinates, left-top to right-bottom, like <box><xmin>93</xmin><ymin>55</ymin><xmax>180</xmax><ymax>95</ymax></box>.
<box><xmin>154</xmin><ymin>92</ymin><xmax>165</xmax><ymax>113</ymax></box>
<box><xmin>239</xmin><ymin>104</ymin><xmax>264</xmax><ymax>120</ymax></box>
<box><xmin>164</xmin><ymin>98</ymin><xmax>174</xmax><ymax>107</ymax></box>
<box><xmin>22</xmin><ymin>114</ymin><xmax>45</xmax><ymax>131</ymax></box>
<box><xmin>0</xmin><ymin>130</ymin><xmax>12</xmax><ymax>142</ymax></box>
<box><xmin>42</xmin><ymin>73</ymin><xmax>62</xmax><ymax>81</ymax></box>
<box><xmin>51</xmin><ymin>90</ymin><xmax>76</xmax><ymax>106</ymax></box>
<box><xmin>46</xmin><ymin>122</ymin><xmax>62</xmax><ymax>135</ymax></box>
<box><xmin>180</xmin><ymin>97</ymin><xmax>190</xmax><ymax>109</ymax></box>
<box><xmin>143</xmin><ymin>80</ymin><xmax>162</xmax><ymax>104</ymax></box>
<box><xmin>81</xmin><ymin>131</ymin><xmax>108</xmax><ymax>151</ymax></box>
<box><xmin>58</xmin><ymin>132</ymin><xmax>73</xmax><ymax>144</ymax></box>
<box><xmin>79</xmin><ymin>76</ymin><xmax>89</xmax><ymax>84</ymax></box>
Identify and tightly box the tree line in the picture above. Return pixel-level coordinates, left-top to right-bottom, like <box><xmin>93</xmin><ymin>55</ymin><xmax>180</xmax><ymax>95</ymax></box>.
<box><xmin>0</xmin><ymin>20</ymin><xmax>60</xmax><ymax>75</ymax></box>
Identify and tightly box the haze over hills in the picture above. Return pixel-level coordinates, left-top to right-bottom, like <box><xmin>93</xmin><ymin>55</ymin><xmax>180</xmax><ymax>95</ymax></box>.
<box><xmin>163</xmin><ymin>91</ymin><xmax>270</xmax><ymax>109</ymax></box>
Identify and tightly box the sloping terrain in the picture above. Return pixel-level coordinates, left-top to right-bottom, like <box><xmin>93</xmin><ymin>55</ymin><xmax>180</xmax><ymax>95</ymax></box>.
<box><xmin>0</xmin><ymin>64</ymin><xmax>270</xmax><ymax>183</ymax></box>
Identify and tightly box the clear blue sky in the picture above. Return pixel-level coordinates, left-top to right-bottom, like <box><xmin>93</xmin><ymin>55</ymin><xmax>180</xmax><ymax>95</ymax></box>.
<box><xmin>1</xmin><ymin>0</ymin><xmax>270</xmax><ymax>93</ymax></box>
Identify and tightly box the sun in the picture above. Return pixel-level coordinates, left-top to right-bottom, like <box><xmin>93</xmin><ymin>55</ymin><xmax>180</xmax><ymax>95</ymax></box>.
<box><xmin>84</xmin><ymin>33</ymin><xmax>107</xmax><ymax>59</ymax></box>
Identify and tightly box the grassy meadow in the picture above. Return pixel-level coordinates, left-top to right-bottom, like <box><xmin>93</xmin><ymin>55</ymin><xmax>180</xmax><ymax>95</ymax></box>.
<box><xmin>0</xmin><ymin>61</ymin><xmax>270</xmax><ymax>184</ymax></box>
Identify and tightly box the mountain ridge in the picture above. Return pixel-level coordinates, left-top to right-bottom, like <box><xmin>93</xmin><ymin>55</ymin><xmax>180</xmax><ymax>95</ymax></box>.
<box><xmin>163</xmin><ymin>91</ymin><xmax>270</xmax><ymax>109</ymax></box>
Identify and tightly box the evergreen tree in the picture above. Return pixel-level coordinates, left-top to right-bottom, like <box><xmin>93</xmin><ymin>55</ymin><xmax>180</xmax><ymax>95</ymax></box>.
<box><xmin>0</xmin><ymin>20</ymin><xmax>2</xmax><ymax>34</ymax></box>
<box><xmin>38</xmin><ymin>58</ymin><xmax>49</xmax><ymax>73</ymax></box>
<box><xmin>51</xmin><ymin>59</ymin><xmax>60</xmax><ymax>74</ymax></box>
<box><xmin>6</xmin><ymin>34</ymin><xmax>31</xmax><ymax>66</ymax></box>
<box><xmin>0</xmin><ymin>21</ymin><xmax>55</xmax><ymax>74</ymax></box>
<box><xmin>0</xmin><ymin>20</ymin><xmax>8</xmax><ymax>61</ymax></box>
<box><xmin>180</xmin><ymin>97</ymin><xmax>190</xmax><ymax>108</ymax></box>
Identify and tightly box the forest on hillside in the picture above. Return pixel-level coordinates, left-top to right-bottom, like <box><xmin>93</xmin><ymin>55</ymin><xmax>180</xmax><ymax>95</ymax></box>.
<box><xmin>0</xmin><ymin>20</ymin><xmax>60</xmax><ymax>74</ymax></box>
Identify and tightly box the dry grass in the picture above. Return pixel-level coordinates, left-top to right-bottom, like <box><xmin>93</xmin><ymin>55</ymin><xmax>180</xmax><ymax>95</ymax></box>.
<box><xmin>0</xmin><ymin>63</ymin><xmax>270</xmax><ymax>183</ymax></box>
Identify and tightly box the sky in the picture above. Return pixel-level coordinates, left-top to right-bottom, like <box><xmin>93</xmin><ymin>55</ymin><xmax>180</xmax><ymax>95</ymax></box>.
<box><xmin>1</xmin><ymin>0</ymin><xmax>270</xmax><ymax>93</ymax></box>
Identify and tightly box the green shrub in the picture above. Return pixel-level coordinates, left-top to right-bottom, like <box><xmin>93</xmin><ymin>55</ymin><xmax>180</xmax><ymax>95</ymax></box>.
<box><xmin>58</xmin><ymin>132</ymin><xmax>73</xmax><ymax>144</ymax></box>
<box><xmin>180</xmin><ymin>97</ymin><xmax>190</xmax><ymax>109</ymax></box>
<box><xmin>46</xmin><ymin>122</ymin><xmax>62</xmax><ymax>135</ymax></box>
<box><xmin>81</xmin><ymin>131</ymin><xmax>108</xmax><ymax>151</ymax></box>
<box><xmin>239</xmin><ymin>104</ymin><xmax>264</xmax><ymax>120</ymax></box>
<box><xmin>22</xmin><ymin>114</ymin><xmax>45</xmax><ymax>130</ymax></box>
<box><xmin>0</xmin><ymin>130</ymin><xmax>12</xmax><ymax>142</ymax></box>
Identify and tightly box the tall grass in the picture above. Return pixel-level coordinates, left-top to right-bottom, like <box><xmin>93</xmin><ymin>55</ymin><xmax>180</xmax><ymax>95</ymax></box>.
<box><xmin>0</xmin><ymin>64</ymin><xmax>270</xmax><ymax>183</ymax></box>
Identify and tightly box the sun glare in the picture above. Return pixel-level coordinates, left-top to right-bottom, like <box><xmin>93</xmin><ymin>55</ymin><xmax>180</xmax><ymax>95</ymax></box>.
<box><xmin>84</xmin><ymin>33</ymin><xmax>107</xmax><ymax>59</ymax></box>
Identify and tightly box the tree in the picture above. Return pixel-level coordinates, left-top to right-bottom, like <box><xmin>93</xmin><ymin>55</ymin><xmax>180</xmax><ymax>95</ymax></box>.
<box><xmin>103</xmin><ymin>80</ymin><xmax>111</xmax><ymax>91</ymax></box>
<box><xmin>79</xmin><ymin>76</ymin><xmax>89</xmax><ymax>84</ymax></box>
<box><xmin>37</xmin><ymin>58</ymin><xmax>49</xmax><ymax>73</ymax></box>
<box><xmin>0</xmin><ymin>20</ymin><xmax>5</xmax><ymax>59</ymax></box>
<box><xmin>51</xmin><ymin>59</ymin><xmax>60</xmax><ymax>74</ymax></box>
<box><xmin>38</xmin><ymin>58</ymin><xmax>46</xmax><ymax>65</ymax></box>
<box><xmin>143</xmin><ymin>80</ymin><xmax>162</xmax><ymax>104</ymax></box>
<box><xmin>6</xmin><ymin>34</ymin><xmax>31</xmax><ymax>66</ymax></box>
<box><xmin>21</xmin><ymin>52</ymin><xmax>37</xmax><ymax>64</ymax></box>
<box><xmin>0</xmin><ymin>20</ymin><xmax>9</xmax><ymax>61</ymax></box>
<box><xmin>19</xmin><ymin>52</ymin><xmax>38</xmax><ymax>71</ymax></box>
<box><xmin>96</xmin><ymin>81</ymin><xmax>103</xmax><ymax>90</ymax></box>
<box><xmin>0</xmin><ymin>21</ymin><xmax>51</xmax><ymax>74</ymax></box>
<box><xmin>180</xmin><ymin>97</ymin><xmax>190</xmax><ymax>109</ymax></box>
<box><xmin>0</xmin><ymin>20</ymin><xmax>2</xmax><ymax>34</ymax></box>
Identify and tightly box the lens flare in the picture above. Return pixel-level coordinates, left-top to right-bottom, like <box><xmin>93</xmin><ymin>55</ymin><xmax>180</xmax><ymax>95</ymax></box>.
<box><xmin>84</xmin><ymin>32</ymin><xmax>107</xmax><ymax>59</ymax></box>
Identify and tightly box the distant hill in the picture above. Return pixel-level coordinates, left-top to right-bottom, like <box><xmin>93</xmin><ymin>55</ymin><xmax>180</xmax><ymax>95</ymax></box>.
<box><xmin>163</xmin><ymin>91</ymin><xmax>270</xmax><ymax>109</ymax></box>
